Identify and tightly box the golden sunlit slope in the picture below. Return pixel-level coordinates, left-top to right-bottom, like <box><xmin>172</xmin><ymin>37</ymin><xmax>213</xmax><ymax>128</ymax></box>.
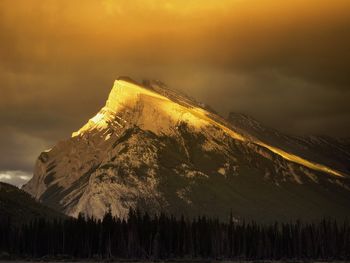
<box><xmin>73</xmin><ymin>79</ymin><xmax>345</xmax><ymax>178</ymax></box>
<box><xmin>72</xmin><ymin>79</ymin><xmax>209</xmax><ymax>136</ymax></box>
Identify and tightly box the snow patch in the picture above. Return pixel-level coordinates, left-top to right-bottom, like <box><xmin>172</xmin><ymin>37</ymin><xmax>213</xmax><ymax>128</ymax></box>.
<box><xmin>218</xmin><ymin>167</ymin><xmax>226</xmax><ymax>176</ymax></box>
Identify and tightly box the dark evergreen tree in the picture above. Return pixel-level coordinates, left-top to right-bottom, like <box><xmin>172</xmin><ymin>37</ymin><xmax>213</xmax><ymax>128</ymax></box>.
<box><xmin>0</xmin><ymin>209</ymin><xmax>349</xmax><ymax>260</ymax></box>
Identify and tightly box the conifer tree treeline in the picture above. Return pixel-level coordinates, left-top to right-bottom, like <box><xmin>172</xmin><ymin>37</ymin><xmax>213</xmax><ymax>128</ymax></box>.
<box><xmin>0</xmin><ymin>209</ymin><xmax>349</xmax><ymax>260</ymax></box>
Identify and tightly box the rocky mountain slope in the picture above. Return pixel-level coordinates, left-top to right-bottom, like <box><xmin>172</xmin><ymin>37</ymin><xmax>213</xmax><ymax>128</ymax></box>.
<box><xmin>229</xmin><ymin>112</ymin><xmax>350</xmax><ymax>175</ymax></box>
<box><xmin>23</xmin><ymin>78</ymin><xmax>350</xmax><ymax>221</ymax></box>
<box><xmin>0</xmin><ymin>182</ymin><xmax>64</xmax><ymax>225</ymax></box>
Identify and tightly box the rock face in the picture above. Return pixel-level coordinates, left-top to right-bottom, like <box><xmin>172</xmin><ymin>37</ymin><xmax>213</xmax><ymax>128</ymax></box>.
<box><xmin>23</xmin><ymin>78</ymin><xmax>350</xmax><ymax>221</ymax></box>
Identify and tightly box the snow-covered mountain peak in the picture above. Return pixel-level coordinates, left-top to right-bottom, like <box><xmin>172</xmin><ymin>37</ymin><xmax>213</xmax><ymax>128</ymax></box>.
<box><xmin>72</xmin><ymin>78</ymin><xmax>210</xmax><ymax>137</ymax></box>
<box><xmin>70</xmin><ymin>78</ymin><xmax>346</xmax><ymax>178</ymax></box>
<box><xmin>24</xmin><ymin>78</ymin><xmax>350</xmax><ymax>220</ymax></box>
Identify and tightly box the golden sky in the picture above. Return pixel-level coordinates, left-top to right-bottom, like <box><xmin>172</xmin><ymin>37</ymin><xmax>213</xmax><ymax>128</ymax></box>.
<box><xmin>0</xmin><ymin>0</ymin><xmax>350</xmax><ymax>180</ymax></box>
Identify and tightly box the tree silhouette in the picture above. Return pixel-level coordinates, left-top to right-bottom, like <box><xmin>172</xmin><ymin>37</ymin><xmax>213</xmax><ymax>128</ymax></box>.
<box><xmin>0</xmin><ymin>209</ymin><xmax>349</xmax><ymax>260</ymax></box>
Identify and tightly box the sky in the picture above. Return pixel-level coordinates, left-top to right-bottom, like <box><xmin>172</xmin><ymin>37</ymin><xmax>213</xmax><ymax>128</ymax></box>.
<box><xmin>0</xmin><ymin>0</ymin><xmax>349</xmax><ymax>186</ymax></box>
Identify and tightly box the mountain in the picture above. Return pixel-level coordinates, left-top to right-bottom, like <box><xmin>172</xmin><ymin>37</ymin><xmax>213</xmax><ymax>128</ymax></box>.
<box><xmin>0</xmin><ymin>182</ymin><xmax>64</xmax><ymax>225</ymax></box>
<box><xmin>228</xmin><ymin>112</ymin><xmax>350</xmax><ymax>175</ymax></box>
<box><xmin>23</xmin><ymin>78</ymin><xmax>350</xmax><ymax>222</ymax></box>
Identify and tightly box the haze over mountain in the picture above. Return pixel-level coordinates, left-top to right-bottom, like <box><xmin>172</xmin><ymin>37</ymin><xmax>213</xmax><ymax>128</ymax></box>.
<box><xmin>23</xmin><ymin>78</ymin><xmax>350</xmax><ymax>222</ymax></box>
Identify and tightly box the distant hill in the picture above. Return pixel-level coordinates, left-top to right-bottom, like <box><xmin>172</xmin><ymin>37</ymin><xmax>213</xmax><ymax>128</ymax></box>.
<box><xmin>0</xmin><ymin>182</ymin><xmax>64</xmax><ymax>225</ymax></box>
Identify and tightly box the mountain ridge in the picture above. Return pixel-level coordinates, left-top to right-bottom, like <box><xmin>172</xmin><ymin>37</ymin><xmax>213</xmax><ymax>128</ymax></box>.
<box><xmin>229</xmin><ymin>112</ymin><xmax>350</xmax><ymax>175</ymax></box>
<box><xmin>23</xmin><ymin>78</ymin><xmax>350</xmax><ymax>221</ymax></box>
<box><xmin>73</xmin><ymin>78</ymin><xmax>346</xmax><ymax>177</ymax></box>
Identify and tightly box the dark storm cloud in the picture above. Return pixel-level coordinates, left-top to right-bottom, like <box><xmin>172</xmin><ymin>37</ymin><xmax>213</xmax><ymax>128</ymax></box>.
<box><xmin>0</xmin><ymin>127</ymin><xmax>49</xmax><ymax>171</ymax></box>
<box><xmin>0</xmin><ymin>0</ymin><xmax>349</xmax><ymax>185</ymax></box>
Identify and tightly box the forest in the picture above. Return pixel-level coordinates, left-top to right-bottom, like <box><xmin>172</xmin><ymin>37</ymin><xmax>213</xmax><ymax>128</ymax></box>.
<box><xmin>0</xmin><ymin>209</ymin><xmax>349</xmax><ymax>260</ymax></box>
